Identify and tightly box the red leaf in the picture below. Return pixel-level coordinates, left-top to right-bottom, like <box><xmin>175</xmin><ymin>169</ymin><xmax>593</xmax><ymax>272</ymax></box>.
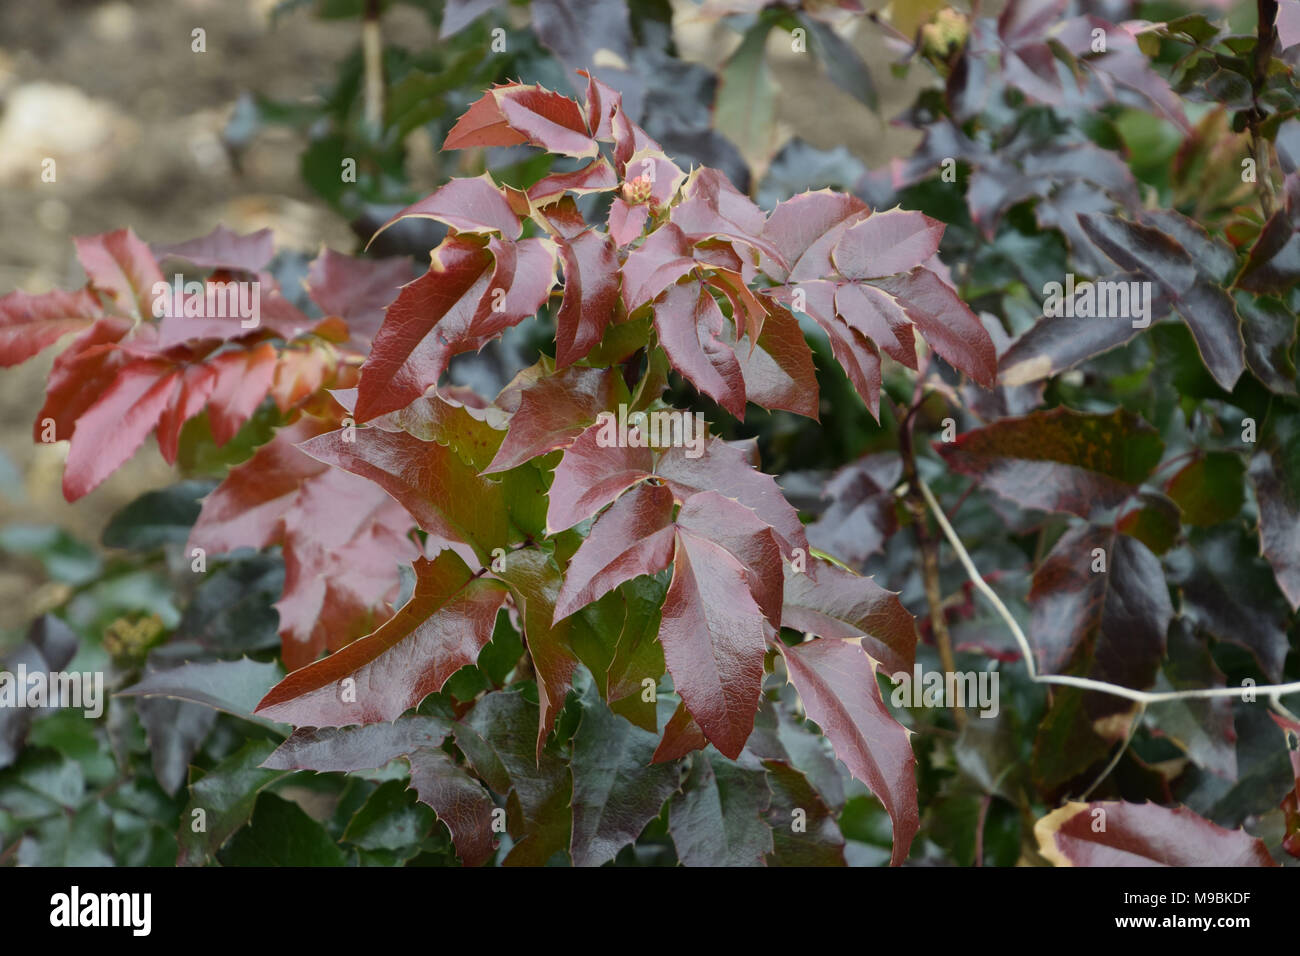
<box><xmin>443</xmin><ymin>88</ymin><xmax>530</xmax><ymax>150</ymax></box>
<box><xmin>870</xmin><ymin>268</ymin><xmax>997</xmax><ymax>387</ymax></box>
<box><xmin>189</xmin><ymin>417</ymin><xmax>333</xmax><ymax>554</ymax></box>
<box><xmin>527</xmin><ymin>157</ymin><xmax>618</xmax><ymax>206</ymax></box>
<box><xmin>660</xmin><ymin>528</ymin><xmax>769</xmax><ymax>759</ymax></box>
<box><xmin>676</xmin><ymin>491</ymin><xmax>784</xmax><ymax>626</ymax></box>
<box><xmin>299</xmin><ymin>412</ymin><xmax>511</xmax><ymax>563</ymax></box>
<box><xmin>485</xmin><ymin>364</ymin><xmax>620</xmax><ymax>473</ymax></box>
<box><xmin>466</xmin><ymin>236</ymin><xmax>559</xmax><ymax>343</ymax></box>
<box><xmin>1034</xmin><ymin>801</ymin><xmax>1278</xmax><ymax>866</ymax></box>
<box><xmin>546</xmin><ymin>422</ymin><xmax>655</xmax><ymax>533</ymax></box>
<box><xmin>370</xmin><ymin>174</ymin><xmax>522</xmax><ymax>245</ymax></box>
<box><xmin>670</xmin><ymin>168</ymin><xmax>784</xmax><ymax>265</ymax></box>
<box><xmin>555</xmin><ymin>230</ymin><xmax>619</xmax><ymax>367</ymax></box>
<box><xmin>155</xmin><ymin>363</ymin><xmax>218</xmax><ymax>464</ymax></box>
<box><xmin>581</xmin><ymin>69</ymin><xmax>619</xmax><ymax>140</ymax></box>
<box><xmin>206</xmin><ymin>343</ymin><xmax>278</xmax><ymax>444</ymax></box>
<box><xmin>33</xmin><ymin>317</ymin><xmax>139</xmax><ymax>444</ymax></box>
<box><xmin>780</xmin><ymin>638</ymin><xmax>918</xmax><ymax>866</ymax></box>
<box><xmin>274</xmin><ymin>467</ymin><xmax>416</xmax><ymax>668</ymax></box>
<box><xmin>760</xmin><ymin>190</ymin><xmax>869</xmax><ymax>283</ymax></box>
<box><xmin>620</xmin><ymin>223</ymin><xmax>697</xmax><ymax>312</ymax></box>
<box><xmin>555</xmin><ymin>481</ymin><xmax>676</xmax><ymax>621</ymax></box>
<box><xmin>0</xmin><ymin>288</ymin><xmax>103</xmax><ymax>367</ymax></box>
<box><xmin>153</xmin><ymin>225</ymin><xmax>275</xmax><ymax>274</ymax></box>
<box><xmin>355</xmin><ymin>237</ymin><xmax>496</xmax><ymax>422</ymax></box>
<box><xmin>736</xmin><ymin>300</ymin><xmax>820</xmax><ymax>419</ymax></box>
<box><xmin>547</xmin><ymin>419</ymin><xmax>808</xmax><ymax>562</ymax></box>
<box><xmin>654</xmin><ymin>280</ymin><xmax>747</xmax><ymax>418</ymax></box>
<box><xmin>779</xmin><ymin>280</ymin><xmax>882</xmax><ymax>418</ymax></box>
<box><xmin>73</xmin><ymin>228</ymin><xmax>164</xmax><ymax>320</ymax></box>
<box><xmin>188</xmin><ymin>414</ymin><xmax>419</xmax><ymax>668</ymax></box>
<box><xmin>652</xmin><ymin>699</ymin><xmax>710</xmax><ymax>763</ymax></box>
<box><xmin>782</xmin><ymin>560</ymin><xmax>917</xmax><ymax>675</ymax></box>
<box><xmin>62</xmin><ymin>358</ymin><xmax>179</xmax><ymax>501</ymax></box>
<box><xmin>269</xmin><ymin>345</ymin><xmax>335</xmax><ymax>414</ymax></box>
<box><xmin>832</xmin><ymin>208</ymin><xmax>944</xmax><ymax>280</ymax></box>
<box><xmin>833</xmin><ymin>281</ymin><xmax>918</xmax><ymax>369</ymax></box>
<box><xmin>353</xmin><ymin>235</ymin><xmax>556</xmax><ymax>421</ymax></box>
<box><xmin>305</xmin><ymin>248</ymin><xmax>412</xmax><ymax>347</ymax></box>
<box><xmin>256</xmin><ymin>550</ymin><xmax>508</xmax><ymax>726</ymax></box>
<box><xmin>607</xmin><ymin>198</ymin><xmax>650</xmax><ymax>247</ymax></box>
<box><xmin>655</xmin><ymin>437</ymin><xmax>808</xmax><ymax>555</ymax></box>
<box><xmin>446</xmin><ymin>84</ymin><xmax>597</xmax><ymax>158</ymax></box>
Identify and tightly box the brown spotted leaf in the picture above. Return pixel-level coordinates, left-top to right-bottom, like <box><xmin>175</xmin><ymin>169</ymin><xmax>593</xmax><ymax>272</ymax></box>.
<box><xmin>938</xmin><ymin>407</ymin><xmax>1163</xmax><ymax>518</ymax></box>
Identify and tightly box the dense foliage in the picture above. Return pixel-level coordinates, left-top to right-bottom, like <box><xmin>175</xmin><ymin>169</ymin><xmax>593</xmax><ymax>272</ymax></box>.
<box><xmin>1</xmin><ymin>0</ymin><xmax>1299</xmax><ymax>867</ymax></box>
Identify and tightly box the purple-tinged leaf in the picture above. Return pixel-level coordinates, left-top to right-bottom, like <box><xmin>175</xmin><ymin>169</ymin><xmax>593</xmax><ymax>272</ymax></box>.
<box><xmin>938</xmin><ymin>407</ymin><xmax>1163</xmax><ymax>518</ymax></box>
<box><xmin>1029</xmin><ymin>525</ymin><xmax>1171</xmax><ymax>686</ymax></box>
<box><xmin>254</xmin><ymin>551</ymin><xmax>508</xmax><ymax>727</ymax></box>
<box><xmin>655</xmin><ymin>280</ymin><xmax>748</xmax><ymax>418</ymax></box>
<box><xmin>782</xmin><ymin>559</ymin><xmax>916</xmax><ymax>675</ymax></box>
<box><xmin>555</xmin><ymin>481</ymin><xmax>676</xmax><ymax>621</ymax></box>
<box><xmin>153</xmin><ymin>225</ymin><xmax>274</xmax><ymax>274</ymax></box>
<box><xmin>668</xmin><ymin>751</ymin><xmax>773</xmax><ymax>866</ymax></box>
<box><xmin>780</xmin><ymin>637</ymin><xmax>918</xmax><ymax>866</ymax></box>
<box><xmin>555</xmin><ymin>229</ymin><xmax>619</xmax><ymax>367</ymax></box>
<box><xmin>1035</xmin><ymin>801</ymin><xmax>1277</xmax><ymax>866</ymax></box>
<box><xmin>871</xmin><ymin>268</ymin><xmax>998</xmax><ymax>387</ymax></box>
<box><xmin>486</xmin><ymin>364</ymin><xmax>620</xmax><ymax>473</ymax></box>
<box><xmin>570</xmin><ymin>685</ymin><xmax>680</xmax><ymax>867</ymax></box>
<box><xmin>370</xmin><ymin>174</ymin><xmax>522</xmax><ymax>244</ymax></box>
<box><xmin>660</xmin><ymin>529</ymin><xmax>770</xmax><ymax>759</ymax></box>
<box><xmin>832</xmin><ymin>208</ymin><xmax>944</xmax><ymax>280</ymax></box>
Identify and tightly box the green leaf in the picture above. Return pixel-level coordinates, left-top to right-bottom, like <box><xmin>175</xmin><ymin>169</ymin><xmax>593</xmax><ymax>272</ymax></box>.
<box><xmin>342</xmin><ymin>779</ymin><xmax>437</xmax><ymax>853</ymax></box>
<box><xmin>175</xmin><ymin>554</ymin><xmax>284</xmax><ymax>654</ymax></box>
<box><xmin>177</xmin><ymin>739</ymin><xmax>289</xmax><ymax>866</ymax></box>
<box><xmin>119</xmin><ymin>657</ymin><xmax>287</xmax><ymax>731</ymax></box>
<box><xmin>102</xmin><ymin>480</ymin><xmax>216</xmax><ymax>551</ymax></box>
<box><xmin>668</xmin><ymin>751</ymin><xmax>773</xmax><ymax>867</ymax></box>
<box><xmin>218</xmin><ymin>792</ymin><xmax>347</xmax><ymax>866</ymax></box>
<box><xmin>569</xmin><ymin>683</ymin><xmax>679</xmax><ymax>867</ymax></box>
<box><xmin>1116</xmin><ymin>491</ymin><xmax>1181</xmax><ymax>554</ymax></box>
<box><xmin>762</xmin><ymin>760</ymin><xmax>846</xmax><ymax>866</ymax></box>
<box><xmin>0</xmin><ymin>525</ymin><xmax>100</xmax><ymax>585</ymax></box>
<box><xmin>457</xmin><ymin>690</ymin><xmax>571</xmax><ymax>866</ymax></box>
<box><xmin>715</xmin><ymin>20</ymin><xmax>778</xmax><ymax>166</ymax></box>
<box><xmin>1164</xmin><ymin>452</ymin><xmax>1245</xmax><ymax>526</ymax></box>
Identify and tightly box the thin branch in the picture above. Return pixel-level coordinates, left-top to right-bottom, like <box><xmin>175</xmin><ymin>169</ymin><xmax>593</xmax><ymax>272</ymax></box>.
<box><xmin>900</xmin><ymin>405</ymin><xmax>966</xmax><ymax>728</ymax></box>
<box><xmin>362</xmin><ymin>0</ymin><xmax>385</xmax><ymax>140</ymax></box>
<box><xmin>1250</xmin><ymin>0</ymin><xmax>1280</xmax><ymax>217</ymax></box>
<box><xmin>918</xmin><ymin>477</ymin><xmax>1300</xmax><ymax>705</ymax></box>
<box><xmin>974</xmin><ymin>793</ymin><xmax>991</xmax><ymax>866</ymax></box>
